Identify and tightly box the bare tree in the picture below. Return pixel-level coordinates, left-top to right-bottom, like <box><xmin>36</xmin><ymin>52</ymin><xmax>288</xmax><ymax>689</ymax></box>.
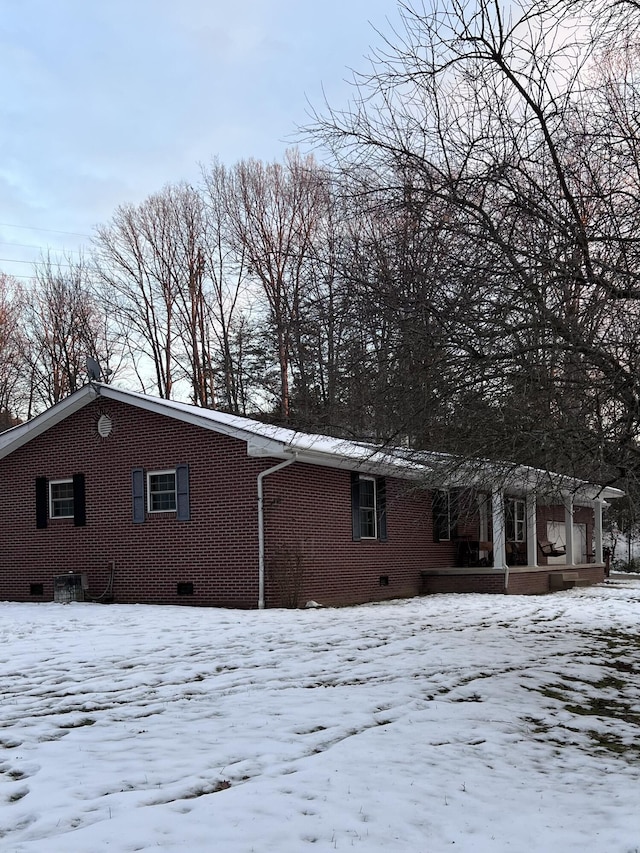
<box><xmin>95</xmin><ymin>184</ymin><xmax>214</xmax><ymax>406</ymax></box>
<box><xmin>0</xmin><ymin>273</ymin><xmax>25</xmax><ymax>425</ymax></box>
<box><xmin>94</xmin><ymin>189</ymin><xmax>186</xmax><ymax>399</ymax></box>
<box><xmin>309</xmin><ymin>0</ymin><xmax>640</xmax><ymax>498</ymax></box>
<box><xmin>200</xmin><ymin>160</ymin><xmax>252</xmax><ymax>413</ymax></box>
<box><xmin>22</xmin><ymin>255</ymin><xmax>109</xmax><ymax>416</ymax></box>
<box><xmin>223</xmin><ymin>150</ymin><xmax>329</xmax><ymax>421</ymax></box>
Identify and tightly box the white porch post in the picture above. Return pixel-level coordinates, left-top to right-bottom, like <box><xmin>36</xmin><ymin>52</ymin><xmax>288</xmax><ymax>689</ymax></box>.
<box><xmin>594</xmin><ymin>499</ymin><xmax>604</xmax><ymax>564</ymax></box>
<box><xmin>564</xmin><ymin>495</ymin><xmax>575</xmax><ymax>565</ymax></box>
<box><xmin>492</xmin><ymin>490</ymin><xmax>507</xmax><ymax>569</ymax></box>
<box><xmin>526</xmin><ymin>493</ymin><xmax>538</xmax><ymax>567</ymax></box>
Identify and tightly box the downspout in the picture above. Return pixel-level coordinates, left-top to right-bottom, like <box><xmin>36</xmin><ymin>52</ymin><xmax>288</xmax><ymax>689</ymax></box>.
<box><xmin>257</xmin><ymin>454</ymin><xmax>297</xmax><ymax>609</ymax></box>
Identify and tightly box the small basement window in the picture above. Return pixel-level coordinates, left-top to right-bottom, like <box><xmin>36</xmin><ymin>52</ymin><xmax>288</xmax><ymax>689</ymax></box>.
<box><xmin>177</xmin><ymin>582</ymin><xmax>194</xmax><ymax>595</ymax></box>
<box><xmin>30</xmin><ymin>583</ymin><xmax>44</xmax><ymax>596</ymax></box>
<box><xmin>50</xmin><ymin>479</ymin><xmax>74</xmax><ymax>518</ymax></box>
<box><xmin>148</xmin><ymin>470</ymin><xmax>177</xmax><ymax>512</ymax></box>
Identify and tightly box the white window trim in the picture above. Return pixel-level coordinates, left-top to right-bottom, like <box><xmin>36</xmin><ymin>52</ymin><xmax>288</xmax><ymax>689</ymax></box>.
<box><xmin>359</xmin><ymin>475</ymin><xmax>378</xmax><ymax>539</ymax></box>
<box><xmin>49</xmin><ymin>478</ymin><xmax>74</xmax><ymax>519</ymax></box>
<box><xmin>147</xmin><ymin>469</ymin><xmax>177</xmax><ymax>513</ymax></box>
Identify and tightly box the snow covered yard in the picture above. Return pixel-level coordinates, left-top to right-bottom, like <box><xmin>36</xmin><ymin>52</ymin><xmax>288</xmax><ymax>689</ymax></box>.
<box><xmin>0</xmin><ymin>580</ymin><xmax>639</xmax><ymax>853</ymax></box>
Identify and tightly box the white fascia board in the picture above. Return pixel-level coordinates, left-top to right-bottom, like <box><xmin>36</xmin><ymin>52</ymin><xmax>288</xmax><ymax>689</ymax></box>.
<box><xmin>0</xmin><ymin>385</ymin><xmax>97</xmax><ymax>461</ymax></box>
<box><xmin>98</xmin><ymin>386</ymin><xmax>269</xmax><ymax>444</ymax></box>
<box><xmin>247</xmin><ymin>438</ymin><xmax>429</xmax><ymax>479</ymax></box>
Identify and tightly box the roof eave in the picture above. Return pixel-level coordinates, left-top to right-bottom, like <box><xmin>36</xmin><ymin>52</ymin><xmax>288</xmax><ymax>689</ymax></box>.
<box><xmin>0</xmin><ymin>385</ymin><xmax>98</xmax><ymax>461</ymax></box>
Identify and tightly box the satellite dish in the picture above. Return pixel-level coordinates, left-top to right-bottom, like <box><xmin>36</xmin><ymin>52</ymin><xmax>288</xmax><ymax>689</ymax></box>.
<box><xmin>86</xmin><ymin>356</ymin><xmax>111</xmax><ymax>383</ymax></box>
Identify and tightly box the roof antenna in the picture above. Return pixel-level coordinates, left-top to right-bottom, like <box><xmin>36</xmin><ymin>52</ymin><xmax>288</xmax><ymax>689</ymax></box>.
<box><xmin>86</xmin><ymin>356</ymin><xmax>113</xmax><ymax>384</ymax></box>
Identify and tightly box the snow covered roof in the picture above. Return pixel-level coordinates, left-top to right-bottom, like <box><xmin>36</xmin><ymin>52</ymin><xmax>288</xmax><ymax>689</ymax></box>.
<box><xmin>0</xmin><ymin>383</ymin><xmax>624</xmax><ymax>502</ymax></box>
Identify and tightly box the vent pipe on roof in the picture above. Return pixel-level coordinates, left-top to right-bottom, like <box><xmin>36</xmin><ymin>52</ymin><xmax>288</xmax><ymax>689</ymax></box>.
<box><xmin>257</xmin><ymin>454</ymin><xmax>297</xmax><ymax>609</ymax></box>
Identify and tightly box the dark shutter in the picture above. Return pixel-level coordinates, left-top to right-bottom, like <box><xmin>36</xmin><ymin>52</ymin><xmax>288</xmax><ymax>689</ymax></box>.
<box><xmin>176</xmin><ymin>464</ymin><xmax>190</xmax><ymax>521</ymax></box>
<box><xmin>73</xmin><ymin>473</ymin><xmax>86</xmax><ymax>527</ymax></box>
<box><xmin>132</xmin><ymin>468</ymin><xmax>145</xmax><ymax>523</ymax></box>
<box><xmin>351</xmin><ymin>472</ymin><xmax>361</xmax><ymax>541</ymax></box>
<box><xmin>433</xmin><ymin>490</ymin><xmax>446</xmax><ymax>542</ymax></box>
<box><xmin>376</xmin><ymin>477</ymin><xmax>387</xmax><ymax>542</ymax></box>
<box><xmin>36</xmin><ymin>477</ymin><xmax>48</xmax><ymax>529</ymax></box>
<box><xmin>449</xmin><ymin>489</ymin><xmax>459</xmax><ymax>539</ymax></box>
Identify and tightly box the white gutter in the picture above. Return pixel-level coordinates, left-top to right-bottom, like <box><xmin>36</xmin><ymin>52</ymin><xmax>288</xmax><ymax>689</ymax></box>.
<box><xmin>257</xmin><ymin>454</ymin><xmax>297</xmax><ymax>609</ymax></box>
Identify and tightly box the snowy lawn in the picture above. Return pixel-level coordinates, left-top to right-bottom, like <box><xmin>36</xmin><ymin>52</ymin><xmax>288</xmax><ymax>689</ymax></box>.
<box><xmin>1</xmin><ymin>580</ymin><xmax>639</xmax><ymax>853</ymax></box>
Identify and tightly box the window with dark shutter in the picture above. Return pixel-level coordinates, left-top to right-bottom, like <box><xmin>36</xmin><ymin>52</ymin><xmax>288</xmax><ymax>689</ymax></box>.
<box><xmin>351</xmin><ymin>473</ymin><xmax>387</xmax><ymax>541</ymax></box>
<box><xmin>359</xmin><ymin>477</ymin><xmax>377</xmax><ymax>538</ymax></box>
<box><xmin>433</xmin><ymin>490</ymin><xmax>459</xmax><ymax>541</ymax></box>
<box><xmin>433</xmin><ymin>490</ymin><xmax>450</xmax><ymax>541</ymax></box>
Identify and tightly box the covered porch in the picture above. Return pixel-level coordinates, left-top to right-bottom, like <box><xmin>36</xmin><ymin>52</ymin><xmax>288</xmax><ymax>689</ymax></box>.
<box><xmin>421</xmin><ymin>485</ymin><xmax>618</xmax><ymax>595</ymax></box>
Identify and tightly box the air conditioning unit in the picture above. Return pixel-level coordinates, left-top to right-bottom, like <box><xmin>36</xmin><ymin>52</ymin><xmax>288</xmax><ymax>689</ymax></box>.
<box><xmin>54</xmin><ymin>573</ymin><xmax>88</xmax><ymax>603</ymax></box>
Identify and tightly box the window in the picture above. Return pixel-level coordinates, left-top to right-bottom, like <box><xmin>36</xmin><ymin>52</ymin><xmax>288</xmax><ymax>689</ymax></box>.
<box><xmin>148</xmin><ymin>470</ymin><xmax>177</xmax><ymax>512</ymax></box>
<box><xmin>36</xmin><ymin>474</ymin><xmax>87</xmax><ymax>528</ymax></box>
<box><xmin>132</xmin><ymin>465</ymin><xmax>190</xmax><ymax>522</ymax></box>
<box><xmin>177</xmin><ymin>582</ymin><xmax>194</xmax><ymax>595</ymax></box>
<box><xmin>50</xmin><ymin>479</ymin><xmax>74</xmax><ymax>518</ymax></box>
<box><xmin>36</xmin><ymin>475</ymin><xmax>86</xmax><ymax>528</ymax></box>
<box><xmin>359</xmin><ymin>477</ymin><xmax>377</xmax><ymax>539</ymax></box>
<box><xmin>506</xmin><ymin>498</ymin><xmax>525</xmax><ymax>542</ymax></box>
<box><xmin>351</xmin><ymin>473</ymin><xmax>387</xmax><ymax>541</ymax></box>
<box><xmin>433</xmin><ymin>490</ymin><xmax>457</xmax><ymax>541</ymax></box>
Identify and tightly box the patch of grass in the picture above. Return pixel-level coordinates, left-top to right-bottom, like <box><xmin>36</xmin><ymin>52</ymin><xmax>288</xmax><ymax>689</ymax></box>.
<box><xmin>584</xmin><ymin>731</ymin><xmax>631</xmax><ymax>756</ymax></box>
<box><xmin>565</xmin><ymin>696</ymin><xmax>640</xmax><ymax>727</ymax></box>
<box><xmin>181</xmin><ymin>780</ymin><xmax>231</xmax><ymax>799</ymax></box>
<box><xmin>537</xmin><ymin>686</ymin><xmax>571</xmax><ymax>703</ymax></box>
<box><xmin>523</xmin><ymin>716</ymin><xmax>550</xmax><ymax>734</ymax></box>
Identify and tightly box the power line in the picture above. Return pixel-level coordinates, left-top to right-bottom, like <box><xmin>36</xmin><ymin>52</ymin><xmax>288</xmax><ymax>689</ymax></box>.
<box><xmin>0</xmin><ymin>222</ymin><xmax>91</xmax><ymax>238</ymax></box>
<box><xmin>0</xmin><ymin>258</ymin><xmax>77</xmax><ymax>268</ymax></box>
<box><xmin>0</xmin><ymin>240</ymin><xmax>85</xmax><ymax>254</ymax></box>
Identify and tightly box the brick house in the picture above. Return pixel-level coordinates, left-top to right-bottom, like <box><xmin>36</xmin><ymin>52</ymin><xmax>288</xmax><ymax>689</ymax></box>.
<box><xmin>0</xmin><ymin>383</ymin><xmax>622</xmax><ymax>607</ymax></box>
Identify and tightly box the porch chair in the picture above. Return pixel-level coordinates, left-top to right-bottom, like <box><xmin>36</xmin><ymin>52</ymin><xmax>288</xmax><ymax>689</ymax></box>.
<box><xmin>506</xmin><ymin>541</ymin><xmax>527</xmax><ymax>565</ymax></box>
<box><xmin>537</xmin><ymin>537</ymin><xmax>566</xmax><ymax>558</ymax></box>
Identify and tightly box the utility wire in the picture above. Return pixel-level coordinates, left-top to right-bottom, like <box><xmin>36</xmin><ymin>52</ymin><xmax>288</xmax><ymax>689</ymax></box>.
<box><xmin>0</xmin><ymin>258</ymin><xmax>77</xmax><ymax>267</ymax></box>
<box><xmin>0</xmin><ymin>222</ymin><xmax>90</xmax><ymax>238</ymax></box>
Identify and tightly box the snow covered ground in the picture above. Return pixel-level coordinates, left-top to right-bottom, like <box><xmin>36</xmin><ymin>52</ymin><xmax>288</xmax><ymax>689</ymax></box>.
<box><xmin>0</xmin><ymin>579</ymin><xmax>639</xmax><ymax>853</ymax></box>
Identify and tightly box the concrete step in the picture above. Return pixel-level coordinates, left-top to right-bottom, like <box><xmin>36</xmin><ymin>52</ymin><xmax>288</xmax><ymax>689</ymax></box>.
<box><xmin>549</xmin><ymin>571</ymin><xmax>587</xmax><ymax>591</ymax></box>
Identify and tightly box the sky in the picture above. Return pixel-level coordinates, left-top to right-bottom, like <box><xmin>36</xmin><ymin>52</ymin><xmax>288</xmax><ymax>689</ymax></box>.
<box><xmin>1</xmin><ymin>578</ymin><xmax>639</xmax><ymax>852</ymax></box>
<box><xmin>0</xmin><ymin>0</ymin><xmax>400</xmax><ymax>282</ymax></box>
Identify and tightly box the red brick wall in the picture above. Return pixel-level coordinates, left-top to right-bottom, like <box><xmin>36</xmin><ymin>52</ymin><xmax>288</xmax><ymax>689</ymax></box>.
<box><xmin>0</xmin><ymin>398</ymin><xmax>454</xmax><ymax>608</ymax></box>
<box><xmin>421</xmin><ymin>573</ymin><xmax>506</xmax><ymax>595</ymax></box>
<box><xmin>422</xmin><ymin>564</ymin><xmax>604</xmax><ymax>596</ymax></box>
<box><xmin>0</xmin><ymin>399</ymin><xmax>266</xmax><ymax>608</ymax></box>
<box><xmin>263</xmin><ymin>472</ymin><xmax>456</xmax><ymax>607</ymax></box>
<box><xmin>507</xmin><ymin>565</ymin><xmax>604</xmax><ymax>595</ymax></box>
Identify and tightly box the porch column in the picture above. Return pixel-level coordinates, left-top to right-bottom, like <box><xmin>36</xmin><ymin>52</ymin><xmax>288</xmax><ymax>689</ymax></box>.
<box><xmin>526</xmin><ymin>493</ymin><xmax>538</xmax><ymax>567</ymax></box>
<box><xmin>594</xmin><ymin>499</ymin><xmax>604</xmax><ymax>564</ymax></box>
<box><xmin>564</xmin><ymin>495</ymin><xmax>575</xmax><ymax>565</ymax></box>
<box><xmin>492</xmin><ymin>490</ymin><xmax>507</xmax><ymax>569</ymax></box>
